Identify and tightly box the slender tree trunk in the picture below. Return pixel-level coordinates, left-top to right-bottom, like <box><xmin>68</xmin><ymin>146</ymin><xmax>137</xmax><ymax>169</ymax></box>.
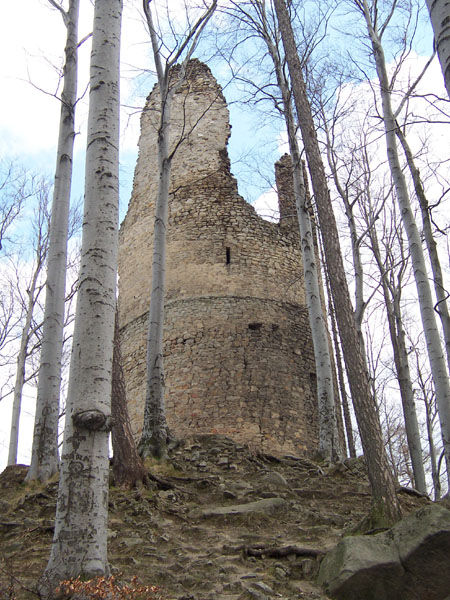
<box><xmin>42</xmin><ymin>0</ymin><xmax>122</xmax><ymax>589</ymax></box>
<box><xmin>271</xmin><ymin>55</ymin><xmax>337</xmax><ymax>460</ymax></box>
<box><xmin>360</xmin><ymin>0</ymin><xmax>450</xmax><ymax>487</ymax></box>
<box><xmin>425</xmin><ymin>396</ymin><xmax>441</xmax><ymax>500</ymax></box>
<box><xmin>424</xmin><ymin>0</ymin><xmax>450</xmax><ymax>98</ymax></box>
<box><xmin>323</xmin><ymin>131</ymin><xmax>368</xmax><ymax>363</ymax></box>
<box><xmin>139</xmin><ymin>70</ymin><xmax>172</xmax><ymax>459</ymax></box>
<box><xmin>326</xmin><ymin>268</ymin><xmax>356</xmax><ymax>458</ymax></box>
<box><xmin>27</xmin><ymin>0</ymin><xmax>80</xmax><ymax>483</ymax></box>
<box><xmin>255</xmin><ymin>4</ymin><xmax>338</xmax><ymax>459</ymax></box>
<box><xmin>8</xmin><ymin>269</ymin><xmax>41</xmax><ymax>465</ymax></box>
<box><xmin>369</xmin><ymin>225</ymin><xmax>427</xmax><ymax>494</ymax></box>
<box><xmin>273</xmin><ymin>0</ymin><xmax>401</xmax><ymax>523</ymax></box>
<box><xmin>139</xmin><ymin>0</ymin><xmax>217</xmax><ymax>459</ymax></box>
<box><xmin>112</xmin><ymin>310</ymin><xmax>147</xmax><ymax>488</ymax></box>
<box><xmin>395</xmin><ymin>127</ymin><xmax>450</xmax><ymax>373</ymax></box>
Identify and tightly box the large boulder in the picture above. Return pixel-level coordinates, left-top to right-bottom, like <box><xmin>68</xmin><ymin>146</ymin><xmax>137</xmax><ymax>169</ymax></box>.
<box><xmin>317</xmin><ymin>504</ymin><xmax>450</xmax><ymax>600</ymax></box>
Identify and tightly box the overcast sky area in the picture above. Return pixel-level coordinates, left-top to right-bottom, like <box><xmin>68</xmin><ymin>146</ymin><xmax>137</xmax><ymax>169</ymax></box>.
<box><xmin>0</xmin><ymin>0</ymin><xmax>448</xmax><ymax>471</ymax></box>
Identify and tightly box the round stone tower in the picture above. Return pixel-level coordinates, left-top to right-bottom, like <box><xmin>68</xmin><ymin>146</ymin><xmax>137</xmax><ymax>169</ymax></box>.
<box><xmin>118</xmin><ymin>60</ymin><xmax>319</xmax><ymax>455</ymax></box>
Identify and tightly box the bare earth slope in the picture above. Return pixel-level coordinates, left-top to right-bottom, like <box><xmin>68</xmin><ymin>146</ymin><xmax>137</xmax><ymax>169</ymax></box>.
<box><xmin>0</xmin><ymin>434</ymin><xmax>428</xmax><ymax>599</ymax></box>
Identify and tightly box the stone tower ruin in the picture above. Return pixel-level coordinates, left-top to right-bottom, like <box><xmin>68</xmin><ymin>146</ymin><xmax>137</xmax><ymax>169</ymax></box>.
<box><xmin>118</xmin><ymin>60</ymin><xmax>320</xmax><ymax>456</ymax></box>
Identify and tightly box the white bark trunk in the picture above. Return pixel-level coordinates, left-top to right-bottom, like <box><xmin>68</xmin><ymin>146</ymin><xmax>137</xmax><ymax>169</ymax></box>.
<box><xmin>139</xmin><ymin>1</ymin><xmax>217</xmax><ymax>459</ymax></box>
<box><xmin>360</xmin><ymin>0</ymin><xmax>450</xmax><ymax>484</ymax></box>
<box><xmin>370</xmin><ymin>224</ymin><xmax>427</xmax><ymax>494</ymax></box>
<box><xmin>27</xmin><ymin>0</ymin><xmax>80</xmax><ymax>483</ymax></box>
<box><xmin>8</xmin><ymin>271</ymin><xmax>41</xmax><ymax>465</ymax></box>
<box><xmin>43</xmin><ymin>0</ymin><xmax>122</xmax><ymax>589</ymax></box>
<box><xmin>264</xmin><ymin>27</ymin><xmax>337</xmax><ymax>460</ymax></box>
<box><xmin>425</xmin><ymin>0</ymin><xmax>450</xmax><ymax>98</ymax></box>
<box><xmin>274</xmin><ymin>0</ymin><xmax>401</xmax><ymax>523</ymax></box>
<box><xmin>140</xmin><ymin>73</ymin><xmax>172</xmax><ymax>458</ymax></box>
<box><xmin>396</xmin><ymin>127</ymin><xmax>450</xmax><ymax>373</ymax></box>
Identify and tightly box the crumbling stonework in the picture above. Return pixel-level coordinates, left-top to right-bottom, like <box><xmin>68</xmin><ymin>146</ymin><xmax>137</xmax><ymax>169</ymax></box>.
<box><xmin>118</xmin><ymin>60</ymin><xmax>320</xmax><ymax>455</ymax></box>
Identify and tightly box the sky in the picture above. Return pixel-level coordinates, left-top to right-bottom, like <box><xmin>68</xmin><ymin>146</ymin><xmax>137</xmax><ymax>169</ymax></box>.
<box><xmin>0</xmin><ymin>0</ymin><xmax>448</xmax><ymax>473</ymax></box>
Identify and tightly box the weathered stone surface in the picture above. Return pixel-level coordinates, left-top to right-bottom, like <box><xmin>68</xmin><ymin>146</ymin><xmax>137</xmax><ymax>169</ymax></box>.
<box><xmin>317</xmin><ymin>504</ymin><xmax>450</xmax><ymax>600</ymax></box>
<box><xmin>118</xmin><ymin>59</ymin><xmax>329</xmax><ymax>457</ymax></box>
<box><xmin>261</xmin><ymin>471</ymin><xmax>289</xmax><ymax>489</ymax></box>
<box><xmin>394</xmin><ymin>504</ymin><xmax>450</xmax><ymax>599</ymax></box>
<box><xmin>317</xmin><ymin>532</ymin><xmax>404</xmax><ymax>599</ymax></box>
<box><xmin>199</xmin><ymin>497</ymin><xmax>287</xmax><ymax>518</ymax></box>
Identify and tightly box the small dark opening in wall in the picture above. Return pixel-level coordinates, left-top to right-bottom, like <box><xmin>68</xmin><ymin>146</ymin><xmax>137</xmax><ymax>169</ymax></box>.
<box><xmin>226</xmin><ymin>247</ymin><xmax>231</xmax><ymax>264</ymax></box>
<box><xmin>248</xmin><ymin>322</ymin><xmax>262</xmax><ymax>331</ymax></box>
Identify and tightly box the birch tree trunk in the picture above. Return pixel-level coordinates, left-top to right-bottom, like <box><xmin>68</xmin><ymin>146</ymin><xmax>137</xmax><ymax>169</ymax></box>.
<box><xmin>424</xmin><ymin>0</ymin><xmax>450</xmax><ymax>98</ymax></box>
<box><xmin>359</xmin><ymin>0</ymin><xmax>450</xmax><ymax>486</ymax></box>
<box><xmin>368</xmin><ymin>213</ymin><xmax>427</xmax><ymax>494</ymax></box>
<box><xmin>8</xmin><ymin>265</ymin><xmax>43</xmax><ymax>465</ymax></box>
<box><xmin>323</xmin><ymin>251</ymin><xmax>356</xmax><ymax>458</ymax></box>
<box><xmin>273</xmin><ymin>0</ymin><xmax>401</xmax><ymax>523</ymax></box>
<box><xmin>261</xmin><ymin>19</ymin><xmax>337</xmax><ymax>460</ymax></box>
<box><xmin>139</xmin><ymin>0</ymin><xmax>217</xmax><ymax>459</ymax></box>
<box><xmin>138</xmin><ymin>2</ymin><xmax>175</xmax><ymax>459</ymax></box>
<box><xmin>27</xmin><ymin>0</ymin><xmax>80</xmax><ymax>483</ymax></box>
<box><xmin>395</xmin><ymin>127</ymin><xmax>450</xmax><ymax>373</ymax></box>
<box><xmin>42</xmin><ymin>0</ymin><xmax>122</xmax><ymax>589</ymax></box>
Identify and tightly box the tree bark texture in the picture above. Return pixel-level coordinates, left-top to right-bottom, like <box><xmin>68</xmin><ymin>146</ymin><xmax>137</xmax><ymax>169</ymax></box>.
<box><xmin>139</xmin><ymin>0</ymin><xmax>217</xmax><ymax>459</ymax></box>
<box><xmin>8</xmin><ymin>284</ymin><xmax>38</xmax><ymax>465</ymax></box>
<box><xmin>270</xmin><ymin>53</ymin><xmax>337</xmax><ymax>460</ymax></box>
<box><xmin>27</xmin><ymin>0</ymin><xmax>80</xmax><ymax>483</ymax></box>
<box><xmin>112</xmin><ymin>310</ymin><xmax>147</xmax><ymax>488</ymax></box>
<box><xmin>369</xmin><ymin>223</ymin><xmax>427</xmax><ymax>494</ymax></box>
<box><xmin>396</xmin><ymin>127</ymin><xmax>450</xmax><ymax>374</ymax></box>
<box><xmin>360</xmin><ymin>0</ymin><xmax>450</xmax><ymax>485</ymax></box>
<box><xmin>326</xmin><ymin>266</ymin><xmax>356</xmax><ymax>458</ymax></box>
<box><xmin>425</xmin><ymin>0</ymin><xmax>450</xmax><ymax>98</ymax></box>
<box><xmin>139</xmin><ymin>67</ymin><xmax>172</xmax><ymax>459</ymax></box>
<box><xmin>273</xmin><ymin>0</ymin><xmax>401</xmax><ymax>522</ymax></box>
<box><xmin>43</xmin><ymin>0</ymin><xmax>122</xmax><ymax>589</ymax></box>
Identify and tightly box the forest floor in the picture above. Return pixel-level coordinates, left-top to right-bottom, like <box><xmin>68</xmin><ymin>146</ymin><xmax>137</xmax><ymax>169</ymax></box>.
<box><xmin>0</xmin><ymin>434</ymin><xmax>430</xmax><ymax>600</ymax></box>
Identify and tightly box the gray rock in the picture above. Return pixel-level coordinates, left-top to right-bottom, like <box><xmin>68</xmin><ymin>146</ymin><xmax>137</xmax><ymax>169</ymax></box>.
<box><xmin>393</xmin><ymin>504</ymin><xmax>450</xmax><ymax>599</ymax></box>
<box><xmin>262</xmin><ymin>471</ymin><xmax>289</xmax><ymax>489</ymax></box>
<box><xmin>318</xmin><ymin>504</ymin><xmax>450</xmax><ymax>600</ymax></box>
<box><xmin>223</xmin><ymin>489</ymin><xmax>237</xmax><ymax>499</ymax></box>
<box><xmin>252</xmin><ymin>581</ymin><xmax>274</xmax><ymax>594</ymax></box>
<box><xmin>199</xmin><ymin>497</ymin><xmax>287</xmax><ymax>517</ymax></box>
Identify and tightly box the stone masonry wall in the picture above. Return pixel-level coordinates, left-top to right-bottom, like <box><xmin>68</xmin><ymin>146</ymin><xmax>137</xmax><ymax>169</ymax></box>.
<box><xmin>118</xmin><ymin>60</ymin><xmax>320</xmax><ymax>456</ymax></box>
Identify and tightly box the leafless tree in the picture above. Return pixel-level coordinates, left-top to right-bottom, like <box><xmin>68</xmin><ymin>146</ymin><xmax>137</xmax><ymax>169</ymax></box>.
<box><xmin>27</xmin><ymin>0</ymin><xmax>81</xmax><ymax>483</ymax></box>
<box><xmin>43</xmin><ymin>0</ymin><xmax>122</xmax><ymax>589</ymax></box>
<box><xmin>7</xmin><ymin>180</ymin><xmax>51</xmax><ymax>466</ymax></box>
<box><xmin>139</xmin><ymin>0</ymin><xmax>217</xmax><ymax>459</ymax></box>
<box><xmin>273</xmin><ymin>0</ymin><xmax>401</xmax><ymax>523</ymax></box>
<box><xmin>353</xmin><ymin>0</ymin><xmax>450</xmax><ymax>487</ymax></box>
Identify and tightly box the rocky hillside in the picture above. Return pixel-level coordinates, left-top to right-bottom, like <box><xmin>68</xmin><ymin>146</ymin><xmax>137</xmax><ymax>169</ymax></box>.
<box><xmin>0</xmin><ymin>434</ymin><xmax>429</xmax><ymax>599</ymax></box>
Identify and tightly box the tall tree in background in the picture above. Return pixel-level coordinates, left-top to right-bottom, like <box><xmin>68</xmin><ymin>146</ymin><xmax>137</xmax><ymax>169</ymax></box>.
<box><xmin>27</xmin><ymin>0</ymin><xmax>80</xmax><ymax>483</ymax></box>
<box><xmin>0</xmin><ymin>161</ymin><xmax>28</xmax><ymax>254</ymax></box>
<box><xmin>273</xmin><ymin>0</ymin><xmax>401</xmax><ymax>523</ymax></box>
<box><xmin>424</xmin><ymin>0</ymin><xmax>450</xmax><ymax>98</ymax></box>
<box><xmin>366</xmin><ymin>196</ymin><xmax>427</xmax><ymax>494</ymax></box>
<box><xmin>42</xmin><ymin>0</ymin><xmax>122</xmax><ymax>588</ymax></box>
<box><xmin>139</xmin><ymin>0</ymin><xmax>217</xmax><ymax>459</ymax></box>
<box><xmin>395</xmin><ymin>125</ymin><xmax>450</xmax><ymax>373</ymax></box>
<box><xmin>7</xmin><ymin>184</ymin><xmax>50</xmax><ymax>465</ymax></box>
<box><xmin>247</xmin><ymin>0</ymin><xmax>338</xmax><ymax>460</ymax></box>
<box><xmin>355</xmin><ymin>0</ymin><xmax>450</xmax><ymax>486</ymax></box>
